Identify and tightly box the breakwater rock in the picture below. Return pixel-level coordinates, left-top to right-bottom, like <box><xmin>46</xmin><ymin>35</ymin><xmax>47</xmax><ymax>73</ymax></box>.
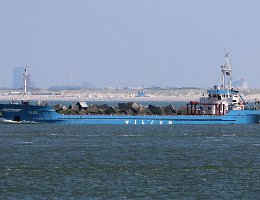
<box><xmin>56</xmin><ymin>101</ymin><xmax>178</xmax><ymax>116</ymax></box>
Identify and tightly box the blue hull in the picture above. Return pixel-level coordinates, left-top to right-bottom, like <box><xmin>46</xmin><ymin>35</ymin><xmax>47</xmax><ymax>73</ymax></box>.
<box><xmin>1</xmin><ymin>104</ymin><xmax>260</xmax><ymax>125</ymax></box>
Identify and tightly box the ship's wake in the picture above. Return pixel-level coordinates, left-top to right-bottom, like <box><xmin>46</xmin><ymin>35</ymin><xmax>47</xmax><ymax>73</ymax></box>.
<box><xmin>2</xmin><ymin>119</ymin><xmax>38</xmax><ymax>124</ymax></box>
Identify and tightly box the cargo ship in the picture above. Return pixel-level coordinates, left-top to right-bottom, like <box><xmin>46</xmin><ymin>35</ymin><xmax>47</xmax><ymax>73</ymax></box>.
<box><xmin>1</xmin><ymin>54</ymin><xmax>260</xmax><ymax>124</ymax></box>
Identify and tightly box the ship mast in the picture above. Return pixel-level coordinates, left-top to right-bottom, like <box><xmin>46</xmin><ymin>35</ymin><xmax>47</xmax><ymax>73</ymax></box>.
<box><xmin>22</xmin><ymin>66</ymin><xmax>29</xmax><ymax>101</ymax></box>
<box><xmin>221</xmin><ymin>53</ymin><xmax>232</xmax><ymax>90</ymax></box>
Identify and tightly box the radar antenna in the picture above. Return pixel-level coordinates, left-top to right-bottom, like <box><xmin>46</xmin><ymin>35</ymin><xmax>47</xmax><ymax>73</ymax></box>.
<box><xmin>221</xmin><ymin>53</ymin><xmax>232</xmax><ymax>90</ymax></box>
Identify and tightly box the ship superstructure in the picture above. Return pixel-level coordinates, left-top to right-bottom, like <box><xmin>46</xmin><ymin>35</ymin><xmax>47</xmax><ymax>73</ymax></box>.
<box><xmin>188</xmin><ymin>53</ymin><xmax>246</xmax><ymax>116</ymax></box>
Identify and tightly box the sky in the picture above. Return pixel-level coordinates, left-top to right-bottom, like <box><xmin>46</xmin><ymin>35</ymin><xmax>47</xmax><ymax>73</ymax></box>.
<box><xmin>0</xmin><ymin>0</ymin><xmax>260</xmax><ymax>88</ymax></box>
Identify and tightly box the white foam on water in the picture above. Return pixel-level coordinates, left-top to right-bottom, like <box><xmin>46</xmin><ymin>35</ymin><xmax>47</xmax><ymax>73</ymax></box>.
<box><xmin>223</xmin><ymin>134</ymin><xmax>236</xmax><ymax>137</ymax></box>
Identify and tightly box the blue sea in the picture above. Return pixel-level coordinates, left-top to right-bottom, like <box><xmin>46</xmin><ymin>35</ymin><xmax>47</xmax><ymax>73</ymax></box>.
<box><xmin>0</xmin><ymin>101</ymin><xmax>260</xmax><ymax>199</ymax></box>
<box><xmin>0</xmin><ymin>123</ymin><xmax>259</xmax><ymax>199</ymax></box>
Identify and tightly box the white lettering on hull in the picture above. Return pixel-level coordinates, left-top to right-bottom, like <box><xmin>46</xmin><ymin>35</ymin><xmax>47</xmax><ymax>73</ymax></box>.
<box><xmin>29</xmin><ymin>111</ymin><xmax>38</xmax><ymax>115</ymax></box>
<box><xmin>124</xmin><ymin>120</ymin><xmax>174</xmax><ymax>125</ymax></box>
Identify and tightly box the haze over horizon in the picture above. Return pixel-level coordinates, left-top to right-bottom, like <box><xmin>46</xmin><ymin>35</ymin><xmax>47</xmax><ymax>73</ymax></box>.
<box><xmin>0</xmin><ymin>0</ymin><xmax>260</xmax><ymax>89</ymax></box>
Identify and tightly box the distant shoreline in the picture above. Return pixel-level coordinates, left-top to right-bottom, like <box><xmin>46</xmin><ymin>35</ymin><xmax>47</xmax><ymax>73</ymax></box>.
<box><xmin>1</xmin><ymin>89</ymin><xmax>260</xmax><ymax>102</ymax></box>
<box><xmin>0</xmin><ymin>95</ymin><xmax>199</xmax><ymax>102</ymax></box>
<box><xmin>0</xmin><ymin>95</ymin><xmax>260</xmax><ymax>102</ymax></box>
